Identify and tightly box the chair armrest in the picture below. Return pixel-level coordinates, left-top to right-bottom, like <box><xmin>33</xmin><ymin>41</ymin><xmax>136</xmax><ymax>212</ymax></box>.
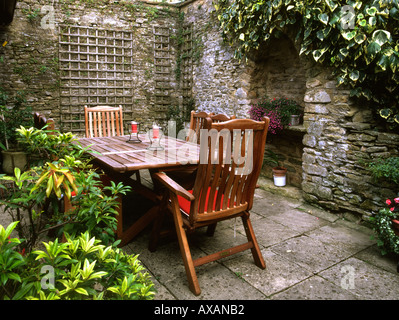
<box><xmin>153</xmin><ymin>172</ymin><xmax>195</xmax><ymax>202</ymax></box>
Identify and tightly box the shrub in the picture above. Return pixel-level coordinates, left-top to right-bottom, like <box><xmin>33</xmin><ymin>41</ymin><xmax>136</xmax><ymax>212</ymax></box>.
<box><xmin>0</xmin><ymin>223</ymin><xmax>155</xmax><ymax>300</ymax></box>
<box><xmin>367</xmin><ymin>156</ymin><xmax>399</xmax><ymax>185</ymax></box>
<box><xmin>370</xmin><ymin>196</ymin><xmax>399</xmax><ymax>256</ymax></box>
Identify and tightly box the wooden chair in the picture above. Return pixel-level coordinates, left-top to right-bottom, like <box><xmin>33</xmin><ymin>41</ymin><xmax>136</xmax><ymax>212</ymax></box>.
<box><xmin>150</xmin><ymin>116</ymin><xmax>270</xmax><ymax>295</ymax></box>
<box><xmin>210</xmin><ymin>113</ymin><xmax>236</xmax><ymax>123</ymax></box>
<box><xmin>33</xmin><ymin>112</ymin><xmax>55</xmax><ymax>132</ymax></box>
<box><xmin>84</xmin><ymin>105</ymin><xmax>124</xmax><ymax>138</ymax></box>
<box><xmin>165</xmin><ymin>112</ymin><xmax>237</xmax><ymax>189</ymax></box>
<box><xmin>186</xmin><ymin>111</ymin><xmax>213</xmax><ymax>144</ymax></box>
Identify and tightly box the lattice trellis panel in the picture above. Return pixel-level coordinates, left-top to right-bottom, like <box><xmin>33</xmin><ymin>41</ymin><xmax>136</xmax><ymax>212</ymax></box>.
<box><xmin>181</xmin><ymin>23</ymin><xmax>193</xmax><ymax>112</ymax></box>
<box><xmin>59</xmin><ymin>25</ymin><xmax>135</xmax><ymax>134</ymax></box>
<box><xmin>153</xmin><ymin>26</ymin><xmax>172</xmax><ymax>113</ymax></box>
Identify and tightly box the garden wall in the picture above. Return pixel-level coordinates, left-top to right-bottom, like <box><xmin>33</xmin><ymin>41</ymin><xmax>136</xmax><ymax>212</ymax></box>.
<box><xmin>1</xmin><ymin>0</ymin><xmax>398</xmax><ymax>221</ymax></box>
<box><xmin>0</xmin><ymin>0</ymin><xmax>179</xmax><ymax>135</ymax></box>
<box><xmin>181</xmin><ymin>0</ymin><xmax>398</xmax><ymax>221</ymax></box>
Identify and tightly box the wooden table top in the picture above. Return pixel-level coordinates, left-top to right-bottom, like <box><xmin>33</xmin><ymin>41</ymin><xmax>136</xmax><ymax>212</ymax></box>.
<box><xmin>78</xmin><ymin>134</ymin><xmax>200</xmax><ymax>173</ymax></box>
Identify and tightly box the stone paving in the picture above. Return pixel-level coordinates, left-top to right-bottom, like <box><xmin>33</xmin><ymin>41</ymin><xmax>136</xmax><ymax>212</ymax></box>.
<box><xmin>123</xmin><ymin>183</ymin><xmax>399</xmax><ymax>300</ymax></box>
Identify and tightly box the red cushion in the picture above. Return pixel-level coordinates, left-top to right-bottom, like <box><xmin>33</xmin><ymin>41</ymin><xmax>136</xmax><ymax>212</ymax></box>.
<box><xmin>177</xmin><ymin>187</ymin><xmax>227</xmax><ymax>214</ymax></box>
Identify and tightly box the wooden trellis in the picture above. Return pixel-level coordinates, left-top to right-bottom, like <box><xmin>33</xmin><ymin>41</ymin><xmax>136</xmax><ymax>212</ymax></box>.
<box><xmin>58</xmin><ymin>25</ymin><xmax>135</xmax><ymax>134</ymax></box>
<box><xmin>181</xmin><ymin>23</ymin><xmax>193</xmax><ymax>114</ymax></box>
<box><xmin>153</xmin><ymin>26</ymin><xmax>172</xmax><ymax>114</ymax></box>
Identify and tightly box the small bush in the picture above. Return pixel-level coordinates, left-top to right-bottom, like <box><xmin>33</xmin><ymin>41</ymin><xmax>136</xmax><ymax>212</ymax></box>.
<box><xmin>0</xmin><ymin>223</ymin><xmax>155</xmax><ymax>300</ymax></box>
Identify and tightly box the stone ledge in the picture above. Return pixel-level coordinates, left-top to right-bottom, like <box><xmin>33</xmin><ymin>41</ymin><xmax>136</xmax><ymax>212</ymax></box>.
<box><xmin>257</xmin><ymin>175</ymin><xmax>303</xmax><ymax>200</ymax></box>
<box><xmin>285</xmin><ymin>124</ymin><xmax>307</xmax><ymax>133</ymax></box>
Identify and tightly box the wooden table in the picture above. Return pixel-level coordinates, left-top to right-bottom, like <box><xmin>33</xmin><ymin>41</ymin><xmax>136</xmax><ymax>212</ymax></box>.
<box><xmin>78</xmin><ymin>134</ymin><xmax>200</xmax><ymax>246</ymax></box>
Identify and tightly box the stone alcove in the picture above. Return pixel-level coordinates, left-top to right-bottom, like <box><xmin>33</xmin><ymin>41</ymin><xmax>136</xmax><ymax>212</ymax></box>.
<box><xmin>246</xmin><ymin>34</ymin><xmax>308</xmax><ymax>187</ymax></box>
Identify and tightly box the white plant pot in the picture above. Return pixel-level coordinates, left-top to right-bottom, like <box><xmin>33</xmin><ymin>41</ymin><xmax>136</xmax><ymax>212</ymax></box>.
<box><xmin>273</xmin><ymin>175</ymin><xmax>286</xmax><ymax>187</ymax></box>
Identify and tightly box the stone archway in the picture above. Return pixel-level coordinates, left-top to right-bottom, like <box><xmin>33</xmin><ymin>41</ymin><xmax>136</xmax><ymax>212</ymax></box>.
<box><xmin>246</xmin><ymin>34</ymin><xmax>308</xmax><ymax>187</ymax></box>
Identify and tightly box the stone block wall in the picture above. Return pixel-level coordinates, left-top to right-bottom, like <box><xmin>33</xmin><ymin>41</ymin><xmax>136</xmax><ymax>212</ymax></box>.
<box><xmin>181</xmin><ymin>0</ymin><xmax>398</xmax><ymax>220</ymax></box>
<box><xmin>1</xmin><ymin>0</ymin><xmax>397</xmax><ymax>220</ymax></box>
<box><xmin>0</xmin><ymin>0</ymin><xmax>179</xmax><ymax>134</ymax></box>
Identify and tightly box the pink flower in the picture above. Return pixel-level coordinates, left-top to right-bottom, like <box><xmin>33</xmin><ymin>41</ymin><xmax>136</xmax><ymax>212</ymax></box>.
<box><xmin>386</xmin><ymin>199</ymin><xmax>392</xmax><ymax>206</ymax></box>
<box><xmin>394</xmin><ymin>197</ymin><xmax>399</xmax><ymax>204</ymax></box>
<box><xmin>390</xmin><ymin>207</ymin><xmax>395</xmax><ymax>212</ymax></box>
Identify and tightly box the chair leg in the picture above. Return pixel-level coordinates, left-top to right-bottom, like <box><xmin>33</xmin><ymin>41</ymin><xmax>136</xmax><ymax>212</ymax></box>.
<box><xmin>241</xmin><ymin>214</ymin><xmax>266</xmax><ymax>269</ymax></box>
<box><xmin>170</xmin><ymin>195</ymin><xmax>201</xmax><ymax>295</ymax></box>
<box><xmin>206</xmin><ymin>223</ymin><xmax>217</xmax><ymax>236</ymax></box>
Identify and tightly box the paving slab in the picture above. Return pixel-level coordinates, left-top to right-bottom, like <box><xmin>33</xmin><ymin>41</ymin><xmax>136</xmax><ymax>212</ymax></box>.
<box><xmin>270</xmin><ymin>235</ymin><xmax>355</xmax><ymax>274</ymax></box>
<box><xmin>270</xmin><ymin>275</ymin><xmax>359</xmax><ymax>300</ymax></box>
<box><xmin>222</xmin><ymin>249</ymin><xmax>313</xmax><ymax>298</ymax></box>
<box><xmin>319</xmin><ymin>257</ymin><xmax>399</xmax><ymax>300</ymax></box>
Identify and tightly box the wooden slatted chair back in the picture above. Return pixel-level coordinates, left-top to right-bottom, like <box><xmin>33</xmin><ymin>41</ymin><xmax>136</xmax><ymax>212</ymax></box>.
<box><xmin>84</xmin><ymin>105</ymin><xmax>124</xmax><ymax>138</ymax></box>
<box><xmin>187</xmin><ymin>111</ymin><xmax>213</xmax><ymax>144</ymax></box>
<box><xmin>188</xmin><ymin>117</ymin><xmax>270</xmax><ymax>226</ymax></box>
<box><xmin>210</xmin><ymin>113</ymin><xmax>236</xmax><ymax>123</ymax></box>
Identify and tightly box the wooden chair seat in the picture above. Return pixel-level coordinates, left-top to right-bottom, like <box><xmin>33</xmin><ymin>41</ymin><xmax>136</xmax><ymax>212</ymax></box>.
<box><xmin>150</xmin><ymin>116</ymin><xmax>270</xmax><ymax>295</ymax></box>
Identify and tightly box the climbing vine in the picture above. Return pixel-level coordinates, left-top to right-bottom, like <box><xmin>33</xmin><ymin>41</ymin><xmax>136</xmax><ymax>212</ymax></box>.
<box><xmin>215</xmin><ymin>0</ymin><xmax>399</xmax><ymax>130</ymax></box>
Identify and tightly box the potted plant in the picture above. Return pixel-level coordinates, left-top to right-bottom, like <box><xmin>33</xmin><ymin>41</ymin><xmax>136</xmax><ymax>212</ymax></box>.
<box><xmin>264</xmin><ymin>149</ymin><xmax>287</xmax><ymax>187</ymax></box>
<box><xmin>0</xmin><ymin>89</ymin><xmax>33</xmax><ymax>174</ymax></box>
<box><xmin>249</xmin><ymin>97</ymin><xmax>302</xmax><ymax>134</ymax></box>
<box><xmin>370</xmin><ymin>195</ymin><xmax>399</xmax><ymax>272</ymax></box>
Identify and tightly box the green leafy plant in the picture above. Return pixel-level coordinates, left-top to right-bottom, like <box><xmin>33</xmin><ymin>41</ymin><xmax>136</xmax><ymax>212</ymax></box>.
<box><xmin>0</xmin><ymin>89</ymin><xmax>33</xmax><ymax>150</ymax></box>
<box><xmin>215</xmin><ymin>0</ymin><xmax>399</xmax><ymax>130</ymax></box>
<box><xmin>0</xmin><ymin>223</ymin><xmax>155</xmax><ymax>300</ymax></box>
<box><xmin>263</xmin><ymin>149</ymin><xmax>284</xmax><ymax>169</ymax></box>
<box><xmin>0</xmin><ymin>127</ymin><xmax>130</xmax><ymax>251</ymax></box>
<box><xmin>367</xmin><ymin>156</ymin><xmax>399</xmax><ymax>185</ymax></box>
<box><xmin>370</xmin><ymin>195</ymin><xmax>399</xmax><ymax>255</ymax></box>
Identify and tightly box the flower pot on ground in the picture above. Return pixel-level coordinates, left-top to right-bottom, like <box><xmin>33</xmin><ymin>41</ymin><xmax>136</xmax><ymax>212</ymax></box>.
<box><xmin>272</xmin><ymin>166</ymin><xmax>287</xmax><ymax>187</ymax></box>
<box><xmin>263</xmin><ymin>149</ymin><xmax>287</xmax><ymax>187</ymax></box>
<box><xmin>1</xmin><ymin>149</ymin><xmax>27</xmax><ymax>174</ymax></box>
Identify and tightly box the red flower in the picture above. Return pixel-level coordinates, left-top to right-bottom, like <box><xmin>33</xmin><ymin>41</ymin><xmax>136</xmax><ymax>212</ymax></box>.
<box><xmin>386</xmin><ymin>199</ymin><xmax>392</xmax><ymax>206</ymax></box>
<box><xmin>390</xmin><ymin>207</ymin><xmax>395</xmax><ymax>212</ymax></box>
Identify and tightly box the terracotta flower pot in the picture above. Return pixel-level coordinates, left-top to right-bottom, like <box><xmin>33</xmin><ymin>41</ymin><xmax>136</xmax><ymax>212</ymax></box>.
<box><xmin>272</xmin><ymin>166</ymin><xmax>287</xmax><ymax>187</ymax></box>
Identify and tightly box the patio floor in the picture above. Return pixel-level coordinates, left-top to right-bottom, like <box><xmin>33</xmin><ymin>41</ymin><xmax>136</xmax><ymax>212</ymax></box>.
<box><xmin>123</xmin><ymin>180</ymin><xmax>399</xmax><ymax>300</ymax></box>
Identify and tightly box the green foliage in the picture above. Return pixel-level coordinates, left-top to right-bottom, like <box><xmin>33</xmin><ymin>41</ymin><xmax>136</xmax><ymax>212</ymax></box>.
<box><xmin>0</xmin><ymin>127</ymin><xmax>130</xmax><ymax>251</ymax></box>
<box><xmin>367</xmin><ymin>156</ymin><xmax>399</xmax><ymax>185</ymax></box>
<box><xmin>0</xmin><ymin>224</ymin><xmax>155</xmax><ymax>300</ymax></box>
<box><xmin>263</xmin><ymin>149</ymin><xmax>281</xmax><ymax>168</ymax></box>
<box><xmin>215</xmin><ymin>0</ymin><xmax>399</xmax><ymax>130</ymax></box>
<box><xmin>370</xmin><ymin>196</ymin><xmax>399</xmax><ymax>255</ymax></box>
<box><xmin>0</xmin><ymin>89</ymin><xmax>33</xmax><ymax>149</ymax></box>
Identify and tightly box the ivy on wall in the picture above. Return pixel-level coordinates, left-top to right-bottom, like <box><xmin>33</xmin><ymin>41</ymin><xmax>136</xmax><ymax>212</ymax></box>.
<box><xmin>214</xmin><ymin>0</ymin><xmax>399</xmax><ymax>130</ymax></box>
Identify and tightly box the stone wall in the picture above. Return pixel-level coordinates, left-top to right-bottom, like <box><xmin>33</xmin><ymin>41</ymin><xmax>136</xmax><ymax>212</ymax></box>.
<box><xmin>302</xmin><ymin>69</ymin><xmax>399</xmax><ymax>220</ymax></box>
<box><xmin>1</xmin><ymin>0</ymin><xmax>398</xmax><ymax>220</ymax></box>
<box><xmin>181</xmin><ymin>0</ymin><xmax>398</xmax><ymax>221</ymax></box>
<box><xmin>0</xmin><ymin>0</ymin><xmax>179</xmax><ymax>134</ymax></box>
